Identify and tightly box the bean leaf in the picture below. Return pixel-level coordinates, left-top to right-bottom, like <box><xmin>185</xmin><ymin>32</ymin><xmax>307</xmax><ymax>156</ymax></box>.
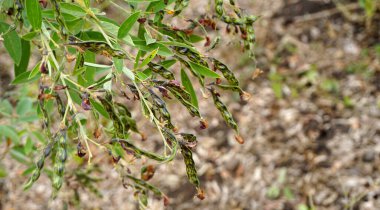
<box><xmin>0</xmin><ymin>22</ymin><xmax>22</xmax><ymax>65</ymax></box>
<box><xmin>181</xmin><ymin>69</ymin><xmax>198</xmax><ymax>109</ymax></box>
<box><xmin>188</xmin><ymin>61</ymin><xmax>221</xmax><ymax>78</ymax></box>
<box><xmin>26</xmin><ymin>0</ymin><xmax>42</xmax><ymax>30</ymax></box>
<box><xmin>118</xmin><ymin>11</ymin><xmax>141</xmax><ymax>39</ymax></box>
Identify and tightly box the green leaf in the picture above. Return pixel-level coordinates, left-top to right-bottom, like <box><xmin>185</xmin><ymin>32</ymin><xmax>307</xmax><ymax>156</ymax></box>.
<box><xmin>122</xmin><ymin>67</ymin><xmax>135</xmax><ymax>81</ymax></box>
<box><xmin>10</xmin><ymin>147</ymin><xmax>29</xmax><ymax>164</ymax></box>
<box><xmin>16</xmin><ymin>98</ymin><xmax>33</xmax><ymax>116</ymax></box>
<box><xmin>29</xmin><ymin>62</ymin><xmax>41</xmax><ymax>79</ymax></box>
<box><xmin>0</xmin><ymin>125</ymin><xmax>20</xmax><ymax>144</ymax></box>
<box><xmin>90</xmin><ymin>98</ymin><xmax>109</xmax><ymax>119</ymax></box>
<box><xmin>22</xmin><ymin>31</ymin><xmax>39</xmax><ymax>41</ymax></box>
<box><xmin>144</xmin><ymin>31</ymin><xmax>156</xmax><ymax>45</ymax></box>
<box><xmin>26</xmin><ymin>0</ymin><xmax>42</xmax><ymax>30</ymax></box>
<box><xmin>188</xmin><ymin>61</ymin><xmax>221</xmax><ymax>78</ymax></box>
<box><xmin>0</xmin><ymin>164</ymin><xmax>7</xmax><ymax>178</ymax></box>
<box><xmin>160</xmin><ymin>60</ymin><xmax>177</xmax><ymax>68</ymax></box>
<box><xmin>60</xmin><ymin>2</ymin><xmax>87</xmax><ymax>17</ymax></box>
<box><xmin>0</xmin><ymin>100</ymin><xmax>13</xmax><ymax>116</ymax></box>
<box><xmin>84</xmin><ymin>62</ymin><xmax>112</xmax><ymax>69</ymax></box>
<box><xmin>118</xmin><ymin>11</ymin><xmax>141</xmax><ymax>39</ymax></box>
<box><xmin>181</xmin><ymin>69</ymin><xmax>198</xmax><ymax>109</ymax></box>
<box><xmin>0</xmin><ymin>22</ymin><xmax>22</xmax><ymax>65</ymax></box>
<box><xmin>14</xmin><ymin>39</ymin><xmax>31</xmax><ymax>76</ymax></box>
<box><xmin>24</xmin><ymin>137</ymin><xmax>34</xmax><ymax>155</ymax></box>
<box><xmin>12</xmin><ymin>70</ymin><xmax>41</xmax><ymax>85</ymax></box>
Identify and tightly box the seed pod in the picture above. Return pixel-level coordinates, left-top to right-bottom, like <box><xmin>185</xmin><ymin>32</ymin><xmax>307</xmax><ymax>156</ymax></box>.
<box><xmin>148</xmin><ymin>62</ymin><xmax>175</xmax><ymax>80</ymax></box>
<box><xmin>211</xmin><ymin>59</ymin><xmax>239</xmax><ymax>86</ymax></box>
<box><xmin>141</xmin><ymin>165</ymin><xmax>155</xmax><ymax>181</ymax></box>
<box><xmin>234</xmin><ymin>135</ymin><xmax>244</xmax><ymax>144</ymax></box>
<box><xmin>98</xmin><ymin>95</ymin><xmax>124</xmax><ymax>138</ymax></box>
<box><xmin>179</xmin><ymin>142</ymin><xmax>201</xmax><ymax>194</ymax></box>
<box><xmin>53</xmin><ymin>130</ymin><xmax>68</xmax><ymax>192</ymax></box>
<box><xmin>127</xmin><ymin>84</ymin><xmax>140</xmax><ymax>100</ymax></box>
<box><xmin>199</xmin><ymin>119</ymin><xmax>209</xmax><ymax>129</ymax></box>
<box><xmin>196</xmin><ymin>188</ymin><xmax>205</xmax><ymax>200</ymax></box>
<box><xmin>54</xmin><ymin>93</ymin><xmax>65</xmax><ymax>118</ymax></box>
<box><xmin>152</xmin><ymin>80</ymin><xmax>191</xmax><ymax>102</ymax></box>
<box><xmin>66</xmin><ymin>41</ymin><xmax>128</xmax><ymax>59</ymax></box>
<box><xmin>23</xmin><ymin>142</ymin><xmax>54</xmax><ymax>190</ymax></box>
<box><xmin>163</xmin><ymin>195</ymin><xmax>170</xmax><ymax>206</ymax></box>
<box><xmin>124</xmin><ymin>174</ymin><xmax>162</xmax><ymax>197</ymax></box>
<box><xmin>180</xmin><ymin>133</ymin><xmax>197</xmax><ymax>148</ymax></box>
<box><xmin>77</xmin><ymin>142</ymin><xmax>86</xmax><ymax>157</ymax></box>
<box><xmin>111</xmin><ymin>139</ymin><xmax>178</xmax><ymax>163</ymax></box>
<box><xmin>40</xmin><ymin>62</ymin><xmax>48</xmax><ymax>74</ymax></box>
<box><xmin>81</xmin><ymin>92</ymin><xmax>91</xmax><ymax>110</ymax></box>
<box><xmin>208</xmin><ymin>88</ymin><xmax>238</xmax><ymax>132</ymax></box>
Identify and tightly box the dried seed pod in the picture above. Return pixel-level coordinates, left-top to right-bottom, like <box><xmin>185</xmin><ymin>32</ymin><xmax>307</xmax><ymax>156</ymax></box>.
<box><xmin>81</xmin><ymin>92</ymin><xmax>91</xmax><ymax>111</ymax></box>
<box><xmin>196</xmin><ymin>188</ymin><xmax>205</xmax><ymax>200</ymax></box>
<box><xmin>199</xmin><ymin>119</ymin><xmax>208</xmax><ymax>129</ymax></box>
<box><xmin>77</xmin><ymin>142</ymin><xmax>86</xmax><ymax>157</ymax></box>
<box><xmin>93</xmin><ymin>127</ymin><xmax>101</xmax><ymax>139</ymax></box>
<box><xmin>137</xmin><ymin>17</ymin><xmax>147</xmax><ymax>24</ymax></box>
<box><xmin>234</xmin><ymin>135</ymin><xmax>244</xmax><ymax>144</ymax></box>
<box><xmin>40</xmin><ymin>62</ymin><xmax>48</xmax><ymax>74</ymax></box>
<box><xmin>141</xmin><ymin>165</ymin><xmax>155</xmax><ymax>181</ymax></box>
<box><xmin>239</xmin><ymin>91</ymin><xmax>252</xmax><ymax>102</ymax></box>
<box><xmin>163</xmin><ymin>195</ymin><xmax>170</xmax><ymax>206</ymax></box>
<box><xmin>204</xmin><ymin>36</ymin><xmax>211</xmax><ymax>47</ymax></box>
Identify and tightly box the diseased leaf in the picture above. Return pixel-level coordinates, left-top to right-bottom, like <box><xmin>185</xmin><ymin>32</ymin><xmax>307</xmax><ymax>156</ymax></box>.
<box><xmin>139</xmin><ymin>48</ymin><xmax>159</xmax><ymax>69</ymax></box>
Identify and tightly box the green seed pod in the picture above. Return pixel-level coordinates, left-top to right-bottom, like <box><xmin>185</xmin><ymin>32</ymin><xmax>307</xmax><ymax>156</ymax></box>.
<box><xmin>180</xmin><ymin>143</ymin><xmax>200</xmax><ymax>190</ymax></box>
<box><xmin>208</xmin><ymin>88</ymin><xmax>238</xmax><ymax>132</ymax></box>
<box><xmin>23</xmin><ymin>169</ymin><xmax>41</xmax><ymax>191</ymax></box>
<box><xmin>173</xmin><ymin>0</ymin><xmax>189</xmax><ymax>16</ymax></box>
<box><xmin>52</xmin><ymin>130</ymin><xmax>68</xmax><ymax>192</ymax></box>
<box><xmin>147</xmin><ymin>62</ymin><xmax>175</xmax><ymax>80</ymax></box>
<box><xmin>211</xmin><ymin>58</ymin><xmax>240</xmax><ymax>86</ymax></box>
<box><xmin>98</xmin><ymin>95</ymin><xmax>125</xmax><ymax>137</ymax></box>
<box><xmin>111</xmin><ymin>139</ymin><xmax>177</xmax><ymax>163</ymax></box>
<box><xmin>124</xmin><ymin>174</ymin><xmax>162</xmax><ymax>197</ymax></box>
<box><xmin>23</xmin><ymin>141</ymin><xmax>54</xmax><ymax>191</ymax></box>
<box><xmin>215</xmin><ymin>84</ymin><xmax>243</xmax><ymax>93</ymax></box>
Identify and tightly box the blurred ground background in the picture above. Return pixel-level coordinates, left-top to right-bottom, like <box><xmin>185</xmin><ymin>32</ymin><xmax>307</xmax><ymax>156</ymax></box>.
<box><xmin>1</xmin><ymin>0</ymin><xmax>380</xmax><ymax>210</ymax></box>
